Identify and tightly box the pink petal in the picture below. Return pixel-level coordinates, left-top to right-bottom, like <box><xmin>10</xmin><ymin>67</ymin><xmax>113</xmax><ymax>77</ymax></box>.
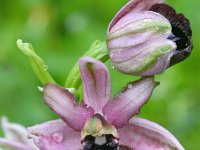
<box><xmin>0</xmin><ymin>117</ymin><xmax>38</xmax><ymax>150</ymax></box>
<box><xmin>79</xmin><ymin>57</ymin><xmax>111</xmax><ymax>114</ymax></box>
<box><xmin>108</xmin><ymin>0</ymin><xmax>164</xmax><ymax>32</ymax></box>
<box><xmin>118</xmin><ymin>117</ymin><xmax>184</xmax><ymax>150</ymax></box>
<box><xmin>43</xmin><ymin>83</ymin><xmax>94</xmax><ymax>131</ymax></box>
<box><xmin>0</xmin><ymin>138</ymin><xmax>33</xmax><ymax>150</ymax></box>
<box><xmin>107</xmin><ymin>11</ymin><xmax>171</xmax><ymax>46</ymax></box>
<box><xmin>103</xmin><ymin>77</ymin><xmax>158</xmax><ymax>128</ymax></box>
<box><xmin>28</xmin><ymin>119</ymin><xmax>83</xmax><ymax>150</ymax></box>
<box><xmin>109</xmin><ymin>38</ymin><xmax>176</xmax><ymax>76</ymax></box>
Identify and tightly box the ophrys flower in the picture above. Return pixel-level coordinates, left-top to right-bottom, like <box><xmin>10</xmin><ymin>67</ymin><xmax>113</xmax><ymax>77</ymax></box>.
<box><xmin>27</xmin><ymin>57</ymin><xmax>184</xmax><ymax>150</ymax></box>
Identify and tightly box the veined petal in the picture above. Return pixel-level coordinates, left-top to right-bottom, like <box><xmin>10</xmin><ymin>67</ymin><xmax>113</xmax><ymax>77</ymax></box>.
<box><xmin>0</xmin><ymin>117</ymin><xmax>38</xmax><ymax>150</ymax></box>
<box><xmin>43</xmin><ymin>83</ymin><xmax>94</xmax><ymax>131</ymax></box>
<box><xmin>110</xmin><ymin>38</ymin><xmax>176</xmax><ymax>76</ymax></box>
<box><xmin>108</xmin><ymin>0</ymin><xmax>164</xmax><ymax>32</ymax></box>
<box><xmin>1</xmin><ymin>117</ymin><xmax>29</xmax><ymax>143</ymax></box>
<box><xmin>0</xmin><ymin>138</ymin><xmax>33</xmax><ymax>150</ymax></box>
<box><xmin>108</xmin><ymin>11</ymin><xmax>170</xmax><ymax>37</ymax></box>
<box><xmin>118</xmin><ymin>117</ymin><xmax>184</xmax><ymax>150</ymax></box>
<box><xmin>28</xmin><ymin>119</ymin><xmax>83</xmax><ymax>150</ymax></box>
<box><xmin>103</xmin><ymin>77</ymin><xmax>158</xmax><ymax>128</ymax></box>
<box><xmin>107</xmin><ymin>11</ymin><xmax>176</xmax><ymax>76</ymax></box>
<box><xmin>79</xmin><ymin>57</ymin><xmax>111</xmax><ymax>113</ymax></box>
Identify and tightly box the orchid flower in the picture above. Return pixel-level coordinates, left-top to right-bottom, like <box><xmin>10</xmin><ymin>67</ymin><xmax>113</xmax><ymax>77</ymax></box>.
<box><xmin>0</xmin><ymin>117</ymin><xmax>38</xmax><ymax>150</ymax></box>
<box><xmin>107</xmin><ymin>0</ymin><xmax>192</xmax><ymax>76</ymax></box>
<box><xmin>27</xmin><ymin>57</ymin><xmax>184</xmax><ymax>150</ymax></box>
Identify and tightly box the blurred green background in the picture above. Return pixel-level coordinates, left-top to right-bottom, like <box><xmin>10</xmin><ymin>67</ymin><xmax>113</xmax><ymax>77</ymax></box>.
<box><xmin>0</xmin><ymin>0</ymin><xmax>199</xmax><ymax>149</ymax></box>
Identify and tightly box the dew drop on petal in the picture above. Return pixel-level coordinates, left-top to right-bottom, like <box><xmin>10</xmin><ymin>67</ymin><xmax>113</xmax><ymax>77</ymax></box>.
<box><xmin>135</xmin><ymin>110</ymin><xmax>140</xmax><ymax>115</ymax></box>
<box><xmin>127</xmin><ymin>83</ymin><xmax>133</xmax><ymax>89</ymax></box>
<box><xmin>109</xmin><ymin>62</ymin><xmax>115</xmax><ymax>69</ymax></box>
<box><xmin>52</xmin><ymin>132</ymin><xmax>63</xmax><ymax>143</ymax></box>
<box><xmin>110</xmin><ymin>52</ymin><xmax>114</xmax><ymax>59</ymax></box>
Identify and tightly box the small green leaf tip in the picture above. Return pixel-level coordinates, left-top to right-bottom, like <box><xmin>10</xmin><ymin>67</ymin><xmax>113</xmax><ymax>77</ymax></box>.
<box><xmin>16</xmin><ymin>39</ymin><xmax>56</xmax><ymax>85</ymax></box>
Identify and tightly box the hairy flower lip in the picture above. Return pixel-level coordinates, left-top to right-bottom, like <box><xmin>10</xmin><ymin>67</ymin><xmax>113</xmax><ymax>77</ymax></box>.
<box><xmin>81</xmin><ymin>113</ymin><xmax>119</xmax><ymax>141</ymax></box>
<box><xmin>81</xmin><ymin>114</ymin><xmax>120</xmax><ymax>150</ymax></box>
<box><xmin>149</xmin><ymin>3</ymin><xmax>193</xmax><ymax>66</ymax></box>
<box><xmin>150</xmin><ymin>3</ymin><xmax>192</xmax><ymax>38</ymax></box>
<box><xmin>81</xmin><ymin>134</ymin><xmax>119</xmax><ymax>150</ymax></box>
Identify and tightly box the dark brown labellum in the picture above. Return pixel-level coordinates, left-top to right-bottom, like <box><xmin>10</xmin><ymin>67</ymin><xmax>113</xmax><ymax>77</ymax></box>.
<box><xmin>150</xmin><ymin>3</ymin><xmax>193</xmax><ymax>66</ymax></box>
<box><xmin>82</xmin><ymin>134</ymin><xmax>119</xmax><ymax>150</ymax></box>
<box><xmin>119</xmin><ymin>145</ymin><xmax>133</xmax><ymax>150</ymax></box>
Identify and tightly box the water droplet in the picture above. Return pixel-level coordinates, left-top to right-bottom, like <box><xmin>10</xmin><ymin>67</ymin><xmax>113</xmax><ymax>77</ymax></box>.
<box><xmin>135</xmin><ymin>110</ymin><xmax>140</xmax><ymax>115</ymax></box>
<box><xmin>52</xmin><ymin>132</ymin><xmax>63</xmax><ymax>143</ymax></box>
<box><xmin>44</xmin><ymin>65</ymin><xmax>48</xmax><ymax>71</ymax></box>
<box><xmin>110</xmin><ymin>52</ymin><xmax>114</xmax><ymax>58</ymax></box>
<box><xmin>73</xmin><ymin>76</ymin><xmax>76</xmax><ymax>81</ymax></box>
<box><xmin>128</xmin><ymin>83</ymin><xmax>133</xmax><ymax>89</ymax></box>
<box><xmin>109</xmin><ymin>63</ymin><xmax>115</xmax><ymax>69</ymax></box>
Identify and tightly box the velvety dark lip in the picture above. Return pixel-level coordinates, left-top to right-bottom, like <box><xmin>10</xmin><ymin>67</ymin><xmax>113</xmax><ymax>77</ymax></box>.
<box><xmin>82</xmin><ymin>134</ymin><xmax>119</xmax><ymax>150</ymax></box>
<box><xmin>150</xmin><ymin>3</ymin><xmax>192</xmax><ymax>38</ymax></box>
<box><xmin>150</xmin><ymin>3</ymin><xmax>193</xmax><ymax>66</ymax></box>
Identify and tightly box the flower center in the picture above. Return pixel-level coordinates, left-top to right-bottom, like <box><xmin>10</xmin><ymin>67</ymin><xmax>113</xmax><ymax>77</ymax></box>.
<box><xmin>150</xmin><ymin>3</ymin><xmax>192</xmax><ymax>66</ymax></box>
<box><xmin>82</xmin><ymin>134</ymin><xmax>119</xmax><ymax>150</ymax></box>
<box><xmin>81</xmin><ymin>114</ymin><xmax>119</xmax><ymax>150</ymax></box>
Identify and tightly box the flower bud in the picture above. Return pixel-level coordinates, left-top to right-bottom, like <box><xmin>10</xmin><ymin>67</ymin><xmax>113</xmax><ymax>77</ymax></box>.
<box><xmin>107</xmin><ymin>0</ymin><xmax>192</xmax><ymax>76</ymax></box>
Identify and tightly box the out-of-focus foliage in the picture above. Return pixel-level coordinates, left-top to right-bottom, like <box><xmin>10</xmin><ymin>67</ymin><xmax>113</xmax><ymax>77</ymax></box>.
<box><xmin>0</xmin><ymin>0</ymin><xmax>199</xmax><ymax>149</ymax></box>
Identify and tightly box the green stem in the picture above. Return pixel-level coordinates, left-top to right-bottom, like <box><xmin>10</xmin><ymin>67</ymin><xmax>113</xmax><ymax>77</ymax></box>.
<box><xmin>16</xmin><ymin>39</ymin><xmax>56</xmax><ymax>85</ymax></box>
<box><xmin>65</xmin><ymin>40</ymin><xmax>109</xmax><ymax>91</ymax></box>
<box><xmin>17</xmin><ymin>39</ymin><xmax>109</xmax><ymax>100</ymax></box>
